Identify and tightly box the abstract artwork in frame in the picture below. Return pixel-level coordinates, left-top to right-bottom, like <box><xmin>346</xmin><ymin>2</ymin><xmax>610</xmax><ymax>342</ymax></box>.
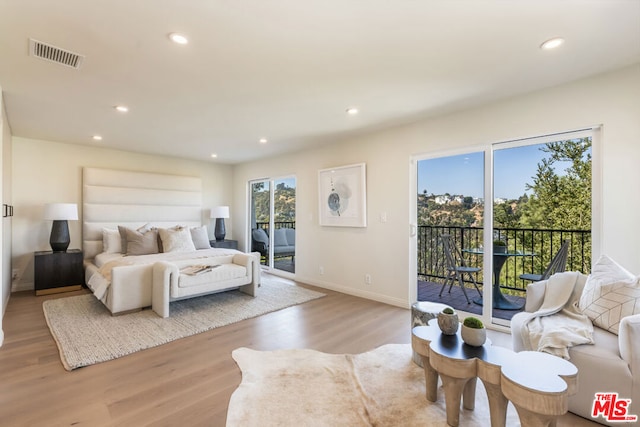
<box><xmin>318</xmin><ymin>163</ymin><xmax>367</xmax><ymax>227</ymax></box>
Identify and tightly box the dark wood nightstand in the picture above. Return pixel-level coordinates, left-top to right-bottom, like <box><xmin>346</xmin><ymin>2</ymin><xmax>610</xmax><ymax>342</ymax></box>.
<box><xmin>34</xmin><ymin>249</ymin><xmax>84</xmax><ymax>296</ymax></box>
<box><xmin>209</xmin><ymin>239</ymin><xmax>238</xmax><ymax>250</ymax></box>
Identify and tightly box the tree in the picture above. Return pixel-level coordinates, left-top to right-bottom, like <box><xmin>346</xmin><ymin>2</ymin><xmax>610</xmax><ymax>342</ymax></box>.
<box><xmin>519</xmin><ymin>138</ymin><xmax>592</xmax><ymax>230</ymax></box>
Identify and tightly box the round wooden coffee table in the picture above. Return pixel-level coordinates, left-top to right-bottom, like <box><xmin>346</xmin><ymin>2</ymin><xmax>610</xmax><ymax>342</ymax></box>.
<box><xmin>412</xmin><ymin>319</ymin><xmax>577</xmax><ymax>427</ymax></box>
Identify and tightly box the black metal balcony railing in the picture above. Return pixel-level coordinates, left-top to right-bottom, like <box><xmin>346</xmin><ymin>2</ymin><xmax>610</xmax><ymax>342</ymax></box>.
<box><xmin>255</xmin><ymin>221</ymin><xmax>295</xmax><ymax>231</ymax></box>
<box><xmin>418</xmin><ymin>226</ymin><xmax>591</xmax><ymax>296</ymax></box>
<box><xmin>253</xmin><ymin>222</ymin><xmax>590</xmax><ymax>298</ymax></box>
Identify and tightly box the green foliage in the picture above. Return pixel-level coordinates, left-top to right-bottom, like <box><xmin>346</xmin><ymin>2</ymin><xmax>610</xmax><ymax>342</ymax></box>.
<box><xmin>251</xmin><ymin>181</ymin><xmax>296</xmax><ymax>224</ymax></box>
<box><xmin>519</xmin><ymin>138</ymin><xmax>591</xmax><ymax>230</ymax></box>
<box><xmin>417</xmin><ymin>193</ymin><xmax>481</xmax><ymax>227</ymax></box>
<box><xmin>442</xmin><ymin>307</ymin><xmax>454</xmax><ymax>315</ymax></box>
<box><xmin>493</xmin><ymin>240</ymin><xmax>506</xmax><ymax>246</ymax></box>
<box><xmin>463</xmin><ymin>317</ymin><xmax>484</xmax><ymax>329</ymax></box>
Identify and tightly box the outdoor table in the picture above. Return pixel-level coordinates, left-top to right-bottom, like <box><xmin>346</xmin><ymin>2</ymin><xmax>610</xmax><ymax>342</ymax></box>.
<box><xmin>463</xmin><ymin>248</ymin><xmax>534</xmax><ymax>310</ymax></box>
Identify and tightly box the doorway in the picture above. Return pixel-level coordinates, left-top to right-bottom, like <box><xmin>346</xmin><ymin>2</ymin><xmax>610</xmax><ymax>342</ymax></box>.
<box><xmin>411</xmin><ymin>130</ymin><xmax>594</xmax><ymax>327</ymax></box>
<box><xmin>249</xmin><ymin>176</ymin><xmax>296</xmax><ymax>274</ymax></box>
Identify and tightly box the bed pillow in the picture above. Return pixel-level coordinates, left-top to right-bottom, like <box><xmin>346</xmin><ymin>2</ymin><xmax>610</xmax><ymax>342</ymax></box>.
<box><xmin>579</xmin><ymin>255</ymin><xmax>640</xmax><ymax>335</ymax></box>
<box><xmin>118</xmin><ymin>225</ymin><xmax>159</xmax><ymax>256</ymax></box>
<box><xmin>119</xmin><ymin>223</ymin><xmax>152</xmax><ymax>254</ymax></box>
<box><xmin>102</xmin><ymin>228</ymin><xmax>122</xmax><ymax>253</ymax></box>
<box><xmin>190</xmin><ymin>226</ymin><xmax>211</xmax><ymax>249</ymax></box>
<box><xmin>158</xmin><ymin>226</ymin><xmax>196</xmax><ymax>253</ymax></box>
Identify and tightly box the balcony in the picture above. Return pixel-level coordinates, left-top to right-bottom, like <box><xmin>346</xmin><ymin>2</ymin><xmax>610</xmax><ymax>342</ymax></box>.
<box><xmin>253</xmin><ymin>221</ymin><xmax>296</xmax><ymax>273</ymax></box>
<box><xmin>418</xmin><ymin>225</ymin><xmax>591</xmax><ymax>321</ymax></box>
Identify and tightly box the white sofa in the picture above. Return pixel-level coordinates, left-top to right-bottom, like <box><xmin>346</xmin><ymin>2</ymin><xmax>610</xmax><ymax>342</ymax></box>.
<box><xmin>151</xmin><ymin>252</ymin><xmax>261</xmax><ymax>318</ymax></box>
<box><xmin>511</xmin><ymin>274</ymin><xmax>640</xmax><ymax>426</ymax></box>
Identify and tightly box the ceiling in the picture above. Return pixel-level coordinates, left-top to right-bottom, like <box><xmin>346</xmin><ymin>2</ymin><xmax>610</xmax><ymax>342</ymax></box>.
<box><xmin>1</xmin><ymin>1</ymin><xmax>639</xmax><ymax>164</ymax></box>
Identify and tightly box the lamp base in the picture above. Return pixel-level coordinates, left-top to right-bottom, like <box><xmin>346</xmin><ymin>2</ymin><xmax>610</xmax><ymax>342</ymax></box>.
<box><xmin>214</xmin><ymin>218</ymin><xmax>226</xmax><ymax>241</ymax></box>
<box><xmin>50</xmin><ymin>220</ymin><xmax>70</xmax><ymax>252</ymax></box>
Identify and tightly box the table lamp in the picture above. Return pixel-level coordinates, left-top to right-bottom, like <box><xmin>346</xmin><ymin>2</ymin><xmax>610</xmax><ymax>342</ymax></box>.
<box><xmin>44</xmin><ymin>203</ymin><xmax>78</xmax><ymax>252</ymax></box>
<box><xmin>210</xmin><ymin>206</ymin><xmax>230</xmax><ymax>241</ymax></box>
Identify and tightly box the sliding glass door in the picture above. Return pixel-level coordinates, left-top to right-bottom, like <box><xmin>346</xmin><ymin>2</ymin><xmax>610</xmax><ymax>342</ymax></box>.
<box><xmin>249</xmin><ymin>176</ymin><xmax>296</xmax><ymax>274</ymax></box>
<box><xmin>491</xmin><ymin>136</ymin><xmax>592</xmax><ymax>324</ymax></box>
<box><xmin>412</xmin><ymin>130</ymin><xmax>594</xmax><ymax>327</ymax></box>
<box><xmin>414</xmin><ymin>151</ymin><xmax>486</xmax><ymax>319</ymax></box>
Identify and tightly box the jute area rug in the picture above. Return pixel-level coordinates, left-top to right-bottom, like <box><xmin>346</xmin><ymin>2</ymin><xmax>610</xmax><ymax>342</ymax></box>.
<box><xmin>227</xmin><ymin>344</ymin><xmax>521</xmax><ymax>427</ymax></box>
<box><xmin>43</xmin><ymin>278</ymin><xmax>325</xmax><ymax>371</ymax></box>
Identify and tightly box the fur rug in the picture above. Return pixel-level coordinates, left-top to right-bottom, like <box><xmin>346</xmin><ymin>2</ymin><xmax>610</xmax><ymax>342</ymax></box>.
<box><xmin>227</xmin><ymin>343</ymin><xmax>521</xmax><ymax>426</ymax></box>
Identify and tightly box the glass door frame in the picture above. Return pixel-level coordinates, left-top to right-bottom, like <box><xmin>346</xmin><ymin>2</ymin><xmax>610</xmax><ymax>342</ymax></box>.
<box><xmin>247</xmin><ymin>174</ymin><xmax>297</xmax><ymax>278</ymax></box>
<box><xmin>410</xmin><ymin>127</ymin><xmax>600</xmax><ymax>330</ymax></box>
<box><xmin>409</xmin><ymin>145</ymin><xmax>494</xmax><ymax>325</ymax></box>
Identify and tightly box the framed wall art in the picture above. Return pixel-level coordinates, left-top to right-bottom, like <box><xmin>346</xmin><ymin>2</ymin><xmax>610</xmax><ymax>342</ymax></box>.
<box><xmin>318</xmin><ymin>163</ymin><xmax>367</xmax><ymax>227</ymax></box>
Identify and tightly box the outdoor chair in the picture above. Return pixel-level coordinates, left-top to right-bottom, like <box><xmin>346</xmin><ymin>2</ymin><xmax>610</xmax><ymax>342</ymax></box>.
<box><xmin>439</xmin><ymin>234</ymin><xmax>482</xmax><ymax>304</ymax></box>
<box><xmin>519</xmin><ymin>240</ymin><xmax>570</xmax><ymax>282</ymax></box>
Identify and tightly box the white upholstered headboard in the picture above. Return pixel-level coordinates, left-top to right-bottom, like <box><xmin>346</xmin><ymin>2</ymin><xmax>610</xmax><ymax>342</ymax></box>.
<box><xmin>83</xmin><ymin>167</ymin><xmax>203</xmax><ymax>260</ymax></box>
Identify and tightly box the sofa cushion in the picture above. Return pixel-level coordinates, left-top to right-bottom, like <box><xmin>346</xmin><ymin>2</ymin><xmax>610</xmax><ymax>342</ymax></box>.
<box><xmin>273</xmin><ymin>228</ymin><xmax>289</xmax><ymax>247</ymax></box>
<box><xmin>178</xmin><ymin>264</ymin><xmax>247</xmax><ymax>289</ymax></box>
<box><xmin>579</xmin><ymin>255</ymin><xmax>640</xmax><ymax>335</ymax></box>
<box><xmin>252</xmin><ymin>228</ymin><xmax>269</xmax><ymax>245</ymax></box>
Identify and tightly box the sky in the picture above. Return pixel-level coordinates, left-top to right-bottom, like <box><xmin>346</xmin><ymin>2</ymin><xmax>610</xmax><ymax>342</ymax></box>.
<box><xmin>417</xmin><ymin>143</ymin><xmax>583</xmax><ymax>199</ymax></box>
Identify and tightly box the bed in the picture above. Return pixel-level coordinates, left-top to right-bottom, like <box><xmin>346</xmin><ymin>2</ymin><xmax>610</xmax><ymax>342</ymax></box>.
<box><xmin>82</xmin><ymin>167</ymin><xmax>260</xmax><ymax>317</ymax></box>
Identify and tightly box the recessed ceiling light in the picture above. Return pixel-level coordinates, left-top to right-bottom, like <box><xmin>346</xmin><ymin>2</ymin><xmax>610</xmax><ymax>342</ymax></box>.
<box><xmin>114</xmin><ymin>105</ymin><xmax>128</xmax><ymax>113</ymax></box>
<box><xmin>169</xmin><ymin>33</ymin><xmax>189</xmax><ymax>45</ymax></box>
<box><xmin>211</xmin><ymin>153</ymin><xmax>218</xmax><ymax>158</ymax></box>
<box><xmin>346</xmin><ymin>107</ymin><xmax>359</xmax><ymax>115</ymax></box>
<box><xmin>540</xmin><ymin>37</ymin><xmax>565</xmax><ymax>50</ymax></box>
<box><xmin>92</xmin><ymin>135</ymin><xmax>103</xmax><ymax>141</ymax></box>
<box><xmin>259</xmin><ymin>138</ymin><xmax>268</xmax><ymax>144</ymax></box>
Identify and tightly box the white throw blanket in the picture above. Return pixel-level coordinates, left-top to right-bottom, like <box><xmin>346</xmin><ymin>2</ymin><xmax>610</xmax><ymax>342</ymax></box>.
<box><xmin>520</xmin><ymin>271</ymin><xmax>594</xmax><ymax>359</ymax></box>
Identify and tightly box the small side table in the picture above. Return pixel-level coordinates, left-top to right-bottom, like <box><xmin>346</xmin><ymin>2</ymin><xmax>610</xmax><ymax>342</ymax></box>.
<box><xmin>210</xmin><ymin>239</ymin><xmax>238</xmax><ymax>250</ymax></box>
<box><xmin>34</xmin><ymin>249</ymin><xmax>84</xmax><ymax>295</ymax></box>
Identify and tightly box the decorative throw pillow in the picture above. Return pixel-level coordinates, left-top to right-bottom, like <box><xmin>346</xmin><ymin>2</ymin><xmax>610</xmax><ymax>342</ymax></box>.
<box><xmin>102</xmin><ymin>228</ymin><xmax>122</xmax><ymax>253</ymax></box>
<box><xmin>158</xmin><ymin>226</ymin><xmax>196</xmax><ymax>253</ymax></box>
<box><xmin>579</xmin><ymin>255</ymin><xmax>640</xmax><ymax>335</ymax></box>
<box><xmin>190</xmin><ymin>226</ymin><xmax>211</xmax><ymax>249</ymax></box>
<box><xmin>118</xmin><ymin>224</ymin><xmax>159</xmax><ymax>256</ymax></box>
<box><xmin>118</xmin><ymin>223</ymin><xmax>152</xmax><ymax>254</ymax></box>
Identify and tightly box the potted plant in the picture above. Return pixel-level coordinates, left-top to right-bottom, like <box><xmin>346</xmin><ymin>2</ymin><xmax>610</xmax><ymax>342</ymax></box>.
<box><xmin>461</xmin><ymin>316</ymin><xmax>486</xmax><ymax>346</ymax></box>
<box><xmin>437</xmin><ymin>307</ymin><xmax>459</xmax><ymax>335</ymax></box>
<box><xmin>493</xmin><ymin>239</ymin><xmax>507</xmax><ymax>254</ymax></box>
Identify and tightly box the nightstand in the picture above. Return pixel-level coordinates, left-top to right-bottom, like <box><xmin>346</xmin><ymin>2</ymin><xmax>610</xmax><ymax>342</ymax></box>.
<box><xmin>209</xmin><ymin>239</ymin><xmax>238</xmax><ymax>250</ymax></box>
<box><xmin>34</xmin><ymin>249</ymin><xmax>84</xmax><ymax>295</ymax></box>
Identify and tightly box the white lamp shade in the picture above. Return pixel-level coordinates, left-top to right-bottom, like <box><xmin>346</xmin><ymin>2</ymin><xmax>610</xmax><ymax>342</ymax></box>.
<box><xmin>210</xmin><ymin>206</ymin><xmax>230</xmax><ymax>219</ymax></box>
<box><xmin>44</xmin><ymin>203</ymin><xmax>78</xmax><ymax>220</ymax></box>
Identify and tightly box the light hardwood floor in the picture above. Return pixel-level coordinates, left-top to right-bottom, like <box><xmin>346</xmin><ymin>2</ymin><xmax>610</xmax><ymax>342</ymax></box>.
<box><xmin>0</xmin><ymin>275</ymin><xmax>598</xmax><ymax>426</ymax></box>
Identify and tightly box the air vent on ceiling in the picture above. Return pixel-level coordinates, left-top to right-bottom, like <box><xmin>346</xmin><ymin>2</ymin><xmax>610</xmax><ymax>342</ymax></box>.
<box><xmin>29</xmin><ymin>38</ymin><xmax>84</xmax><ymax>69</ymax></box>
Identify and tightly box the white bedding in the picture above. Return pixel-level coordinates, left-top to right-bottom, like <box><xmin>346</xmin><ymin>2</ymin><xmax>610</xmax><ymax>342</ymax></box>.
<box><xmin>94</xmin><ymin>252</ymin><xmax>124</xmax><ymax>268</ymax></box>
<box><xmin>88</xmin><ymin>248</ymin><xmax>241</xmax><ymax>300</ymax></box>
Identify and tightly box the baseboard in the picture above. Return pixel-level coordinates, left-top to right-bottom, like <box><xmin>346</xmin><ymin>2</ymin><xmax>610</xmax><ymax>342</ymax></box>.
<box><xmin>295</xmin><ymin>276</ymin><xmax>410</xmax><ymax>309</ymax></box>
<box><xmin>11</xmin><ymin>281</ymin><xmax>32</xmax><ymax>293</ymax></box>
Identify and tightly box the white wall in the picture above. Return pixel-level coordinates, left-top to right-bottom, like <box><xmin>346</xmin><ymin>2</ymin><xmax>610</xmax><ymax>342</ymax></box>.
<box><xmin>232</xmin><ymin>64</ymin><xmax>640</xmax><ymax>308</ymax></box>
<box><xmin>12</xmin><ymin>139</ymin><xmax>233</xmax><ymax>291</ymax></box>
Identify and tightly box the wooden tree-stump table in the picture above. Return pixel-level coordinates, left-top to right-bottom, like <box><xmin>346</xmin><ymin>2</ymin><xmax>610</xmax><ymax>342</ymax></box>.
<box><xmin>412</xmin><ymin>319</ymin><xmax>577</xmax><ymax>427</ymax></box>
